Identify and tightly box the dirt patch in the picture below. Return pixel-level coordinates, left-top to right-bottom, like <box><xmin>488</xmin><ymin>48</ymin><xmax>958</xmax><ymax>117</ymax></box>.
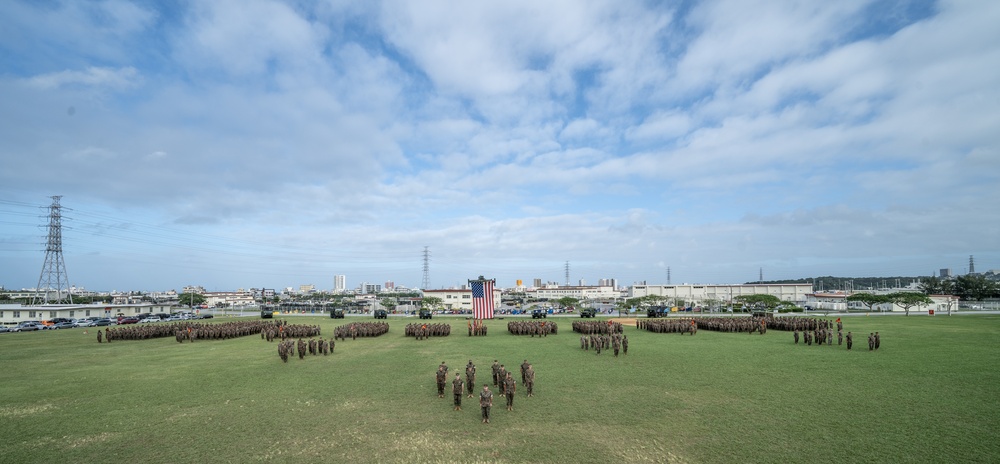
<box><xmin>0</xmin><ymin>403</ymin><xmax>55</xmax><ymax>418</ymax></box>
<box><xmin>609</xmin><ymin>318</ymin><xmax>639</xmax><ymax>326</ymax></box>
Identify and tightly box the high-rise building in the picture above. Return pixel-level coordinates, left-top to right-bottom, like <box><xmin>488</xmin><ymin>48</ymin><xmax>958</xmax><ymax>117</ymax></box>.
<box><xmin>384</xmin><ymin>280</ymin><xmax>395</xmax><ymax>290</ymax></box>
<box><xmin>533</xmin><ymin>278</ymin><xmax>542</xmax><ymax>288</ymax></box>
<box><xmin>334</xmin><ymin>275</ymin><xmax>346</xmax><ymax>292</ymax></box>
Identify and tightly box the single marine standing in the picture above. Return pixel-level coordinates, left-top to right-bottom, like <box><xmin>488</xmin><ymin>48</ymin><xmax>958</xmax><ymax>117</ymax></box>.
<box><xmin>480</xmin><ymin>384</ymin><xmax>493</xmax><ymax>424</ymax></box>
<box><xmin>452</xmin><ymin>373</ymin><xmax>464</xmax><ymax>411</ymax></box>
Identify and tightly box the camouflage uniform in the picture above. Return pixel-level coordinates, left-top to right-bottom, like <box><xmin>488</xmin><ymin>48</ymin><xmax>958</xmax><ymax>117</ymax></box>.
<box><xmin>480</xmin><ymin>385</ymin><xmax>493</xmax><ymax>423</ymax></box>
<box><xmin>452</xmin><ymin>374</ymin><xmax>464</xmax><ymax>410</ymax></box>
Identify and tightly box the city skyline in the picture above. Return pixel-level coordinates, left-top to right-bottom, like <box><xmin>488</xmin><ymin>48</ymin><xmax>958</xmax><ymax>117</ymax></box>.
<box><xmin>1</xmin><ymin>1</ymin><xmax>998</xmax><ymax>291</ymax></box>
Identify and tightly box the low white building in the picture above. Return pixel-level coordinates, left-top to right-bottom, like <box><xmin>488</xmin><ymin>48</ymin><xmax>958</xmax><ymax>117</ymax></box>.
<box><xmin>0</xmin><ymin>303</ymin><xmax>174</xmax><ymax>326</ymax></box>
<box><xmin>628</xmin><ymin>283</ymin><xmax>813</xmax><ymax>307</ymax></box>
<box><xmin>529</xmin><ymin>285</ymin><xmax>619</xmax><ymax>301</ymax></box>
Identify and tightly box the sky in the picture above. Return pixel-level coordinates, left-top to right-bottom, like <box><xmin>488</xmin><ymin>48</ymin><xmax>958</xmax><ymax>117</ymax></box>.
<box><xmin>1</xmin><ymin>0</ymin><xmax>998</xmax><ymax>293</ymax></box>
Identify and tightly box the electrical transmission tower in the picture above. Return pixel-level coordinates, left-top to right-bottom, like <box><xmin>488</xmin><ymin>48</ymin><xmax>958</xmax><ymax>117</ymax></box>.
<box><xmin>32</xmin><ymin>196</ymin><xmax>73</xmax><ymax>305</ymax></box>
<box><xmin>564</xmin><ymin>261</ymin><xmax>570</xmax><ymax>286</ymax></box>
<box><xmin>969</xmin><ymin>255</ymin><xmax>975</xmax><ymax>274</ymax></box>
<box><xmin>421</xmin><ymin>246</ymin><xmax>431</xmax><ymax>290</ymax></box>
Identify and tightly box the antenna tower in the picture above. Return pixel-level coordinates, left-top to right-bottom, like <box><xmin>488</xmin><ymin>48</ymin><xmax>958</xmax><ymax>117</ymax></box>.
<box><xmin>32</xmin><ymin>196</ymin><xmax>73</xmax><ymax>305</ymax></box>
<box><xmin>969</xmin><ymin>255</ymin><xmax>975</xmax><ymax>274</ymax></box>
<box><xmin>421</xmin><ymin>246</ymin><xmax>431</xmax><ymax>290</ymax></box>
<box><xmin>564</xmin><ymin>261</ymin><xmax>570</xmax><ymax>286</ymax></box>
<box><xmin>759</xmin><ymin>267</ymin><xmax>763</xmax><ymax>284</ymax></box>
<box><xmin>667</xmin><ymin>266</ymin><xmax>671</xmax><ymax>285</ymax></box>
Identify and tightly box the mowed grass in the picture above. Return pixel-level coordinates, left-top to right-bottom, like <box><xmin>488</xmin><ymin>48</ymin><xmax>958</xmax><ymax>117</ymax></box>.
<box><xmin>1</xmin><ymin>314</ymin><xmax>998</xmax><ymax>463</ymax></box>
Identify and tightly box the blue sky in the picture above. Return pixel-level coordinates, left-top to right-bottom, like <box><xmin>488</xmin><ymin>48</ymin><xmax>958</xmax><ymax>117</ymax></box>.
<box><xmin>1</xmin><ymin>0</ymin><xmax>997</xmax><ymax>293</ymax></box>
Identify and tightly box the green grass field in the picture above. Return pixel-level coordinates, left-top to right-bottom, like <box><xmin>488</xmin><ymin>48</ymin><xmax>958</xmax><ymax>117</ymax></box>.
<box><xmin>2</xmin><ymin>314</ymin><xmax>998</xmax><ymax>463</ymax></box>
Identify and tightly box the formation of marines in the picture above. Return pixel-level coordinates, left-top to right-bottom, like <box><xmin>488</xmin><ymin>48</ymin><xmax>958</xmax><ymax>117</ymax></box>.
<box><xmin>406</xmin><ymin>323</ymin><xmax>451</xmax><ymax>339</ymax></box>
<box><xmin>277</xmin><ymin>336</ymin><xmax>334</xmax><ymax>362</ymax></box>
<box><xmin>768</xmin><ymin>316</ymin><xmax>829</xmax><ymax>332</ymax></box>
<box><xmin>438</xmin><ymin>359</ymin><xmax>537</xmax><ymax>424</ymax></box>
<box><xmin>467</xmin><ymin>319</ymin><xmax>488</xmax><ymax>336</ymax></box>
<box><xmin>641</xmin><ymin>318</ymin><xmax>697</xmax><ymax>334</ymax></box>
<box><xmin>693</xmin><ymin>317</ymin><xmax>766</xmax><ymax>333</ymax></box>
<box><xmin>102</xmin><ymin>319</ymin><xmax>280</xmax><ymax>343</ymax></box>
<box><xmin>792</xmin><ymin>318</ymin><xmax>846</xmax><ymax>348</ymax></box>
<box><xmin>580</xmin><ymin>332</ymin><xmax>628</xmax><ymax>356</ymax></box>
<box><xmin>572</xmin><ymin>320</ymin><xmax>623</xmax><ymax>334</ymax></box>
<box><xmin>261</xmin><ymin>321</ymin><xmax>322</xmax><ymax>341</ymax></box>
<box><xmin>507</xmin><ymin>320</ymin><xmax>557</xmax><ymax>336</ymax></box>
<box><xmin>332</xmin><ymin>322</ymin><xmax>389</xmax><ymax>340</ymax></box>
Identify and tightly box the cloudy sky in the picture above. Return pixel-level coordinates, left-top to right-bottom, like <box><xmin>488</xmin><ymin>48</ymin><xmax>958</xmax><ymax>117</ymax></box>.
<box><xmin>1</xmin><ymin>0</ymin><xmax>998</xmax><ymax>293</ymax></box>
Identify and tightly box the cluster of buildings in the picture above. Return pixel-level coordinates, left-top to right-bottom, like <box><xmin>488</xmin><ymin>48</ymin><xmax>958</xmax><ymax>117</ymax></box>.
<box><xmin>0</xmin><ymin>273</ymin><xmax>976</xmax><ymax>326</ymax></box>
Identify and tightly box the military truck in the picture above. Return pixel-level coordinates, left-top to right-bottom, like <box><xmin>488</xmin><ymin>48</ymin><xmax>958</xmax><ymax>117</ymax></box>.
<box><xmin>419</xmin><ymin>309</ymin><xmax>433</xmax><ymax>319</ymax></box>
<box><xmin>579</xmin><ymin>308</ymin><xmax>596</xmax><ymax>318</ymax></box>
<box><xmin>531</xmin><ymin>309</ymin><xmax>547</xmax><ymax>319</ymax></box>
<box><xmin>260</xmin><ymin>306</ymin><xmax>274</xmax><ymax>319</ymax></box>
<box><xmin>329</xmin><ymin>308</ymin><xmax>345</xmax><ymax>319</ymax></box>
<box><xmin>374</xmin><ymin>309</ymin><xmax>388</xmax><ymax>319</ymax></box>
<box><xmin>647</xmin><ymin>306</ymin><xmax>669</xmax><ymax>318</ymax></box>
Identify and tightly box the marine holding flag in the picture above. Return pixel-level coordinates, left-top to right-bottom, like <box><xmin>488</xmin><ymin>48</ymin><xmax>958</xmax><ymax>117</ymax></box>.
<box><xmin>471</xmin><ymin>278</ymin><xmax>495</xmax><ymax>320</ymax></box>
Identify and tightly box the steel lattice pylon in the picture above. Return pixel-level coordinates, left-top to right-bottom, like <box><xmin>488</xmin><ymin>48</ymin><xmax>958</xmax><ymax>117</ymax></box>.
<box><xmin>32</xmin><ymin>196</ymin><xmax>73</xmax><ymax>305</ymax></box>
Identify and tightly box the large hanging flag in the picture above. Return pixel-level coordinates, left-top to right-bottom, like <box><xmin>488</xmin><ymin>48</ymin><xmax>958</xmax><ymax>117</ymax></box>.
<box><xmin>471</xmin><ymin>279</ymin><xmax>495</xmax><ymax>320</ymax></box>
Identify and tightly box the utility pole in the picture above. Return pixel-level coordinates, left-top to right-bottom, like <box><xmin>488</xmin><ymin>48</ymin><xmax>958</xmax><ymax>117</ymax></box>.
<box><xmin>32</xmin><ymin>196</ymin><xmax>73</xmax><ymax>305</ymax></box>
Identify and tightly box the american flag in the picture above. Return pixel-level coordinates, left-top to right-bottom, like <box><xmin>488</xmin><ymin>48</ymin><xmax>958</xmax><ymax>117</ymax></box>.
<box><xmin>471</xmin><ymin>279</ymin><xmax>495</xmax><ymax>320</ymax></box>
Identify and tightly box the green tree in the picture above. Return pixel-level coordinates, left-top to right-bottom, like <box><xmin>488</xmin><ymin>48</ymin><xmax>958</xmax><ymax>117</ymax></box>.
<box><xmin>556</xmin><ymin>296</ymin><xmax>580</xmax><ymax>310</ymax></box>
<box><xmin>380</xmin><ymin>298</ymin><xmax>397</xmax><ymax>313</ymax></box>
<box><xmin>918</xmin><ymin>276</ymin><xmax>954</xmax><ymax>295</ymax></box>
<box><xmin>734</xmin><ymin>294</ymin><xmax>782</xmax><ymax>311</ymax></box>
<box><xmin>845</xmin><ymin>292</ymin><xmax>890</xmax><ymax>312</ymax></box>
<box><xmin>953</xmin><ymin>274</ymin><xmax>998</xmax><ymax>301</ymax></box>
<box><xmin>421</xmin><ymin>296</ymin><xmax>442</xmax><ymax>310</ymax></box>
<box><xmin>178</xmin><ymin>292</ymin><xmax>206</xmax><ymax>307</ymax></box>
<box><xmin>888</xmin><ymin>292</ymin><xmax>934</xmax><ymax>316</ymax></box>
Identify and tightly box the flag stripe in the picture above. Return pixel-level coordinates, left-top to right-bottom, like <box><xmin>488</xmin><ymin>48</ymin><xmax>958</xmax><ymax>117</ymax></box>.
<box><xmin>472</xmin><ymin>280</ymin><xmax>495</xmax><ymax>320</ymax></box>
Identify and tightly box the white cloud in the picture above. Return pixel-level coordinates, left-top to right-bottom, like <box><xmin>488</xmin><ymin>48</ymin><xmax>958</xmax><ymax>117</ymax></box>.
<box><xmin>25</xmin><ymin>66</ymin><xmax>140</xmax><ymax>90</ymax></box>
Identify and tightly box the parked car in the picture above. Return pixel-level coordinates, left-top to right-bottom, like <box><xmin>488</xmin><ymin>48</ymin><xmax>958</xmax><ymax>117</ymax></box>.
<box><xmin>52</xmin><ymin>321</ymin><xmax>77</xmax><ymax>329</ymax></box>
<box><xmin>139</xmin><ymin>317</ymin><xmax>161</xmax><ymax>323</ymax></box>
<box><xmin>118</xmin><ymin>317</ymin><xmax>140</xmax><ymax>325</ymax></box>
<box><xmin>92</xmin><ymin>318</ymin><xmax>113</xmax><ymax>326</ymax></box>
<box><xmin>14</xmin><ymin>321</ymin><xmax>43</xmax><ymax>332</ymax></box>
<box><xmin>0</xmin><ymin>326</ymin><xmax>11</xmax><ymax>333</ymax></box>
<box><xmin>75</xmin><ymin>318</ymin><xmax>97</xmax><ymax>327</ymax></box>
